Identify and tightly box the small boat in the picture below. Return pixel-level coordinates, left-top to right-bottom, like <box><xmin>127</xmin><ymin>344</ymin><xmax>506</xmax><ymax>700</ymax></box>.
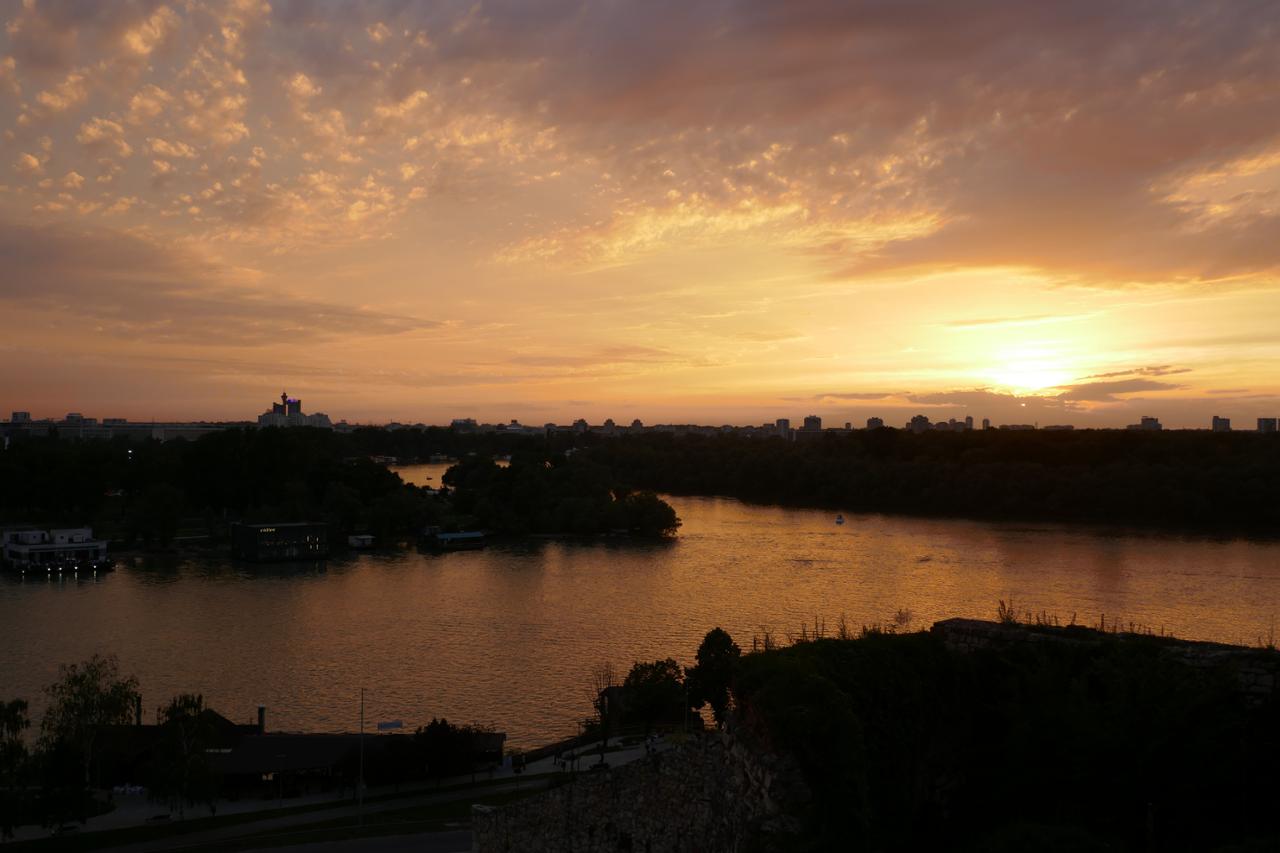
<box><xmin>835</xmin><ymin>514</ymin><xmax>845</xmax><ymax>525</ymax></box>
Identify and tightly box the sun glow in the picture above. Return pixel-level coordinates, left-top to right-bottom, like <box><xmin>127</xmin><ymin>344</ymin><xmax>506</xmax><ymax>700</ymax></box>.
<box><xmin>987</xmin><ymin>348</ymin><xmax>1076</xmax><ymax>394</ymax></box>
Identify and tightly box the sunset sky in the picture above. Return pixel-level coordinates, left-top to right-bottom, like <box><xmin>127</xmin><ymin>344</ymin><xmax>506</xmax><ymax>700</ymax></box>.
<box><xmin>1</xmin><ymin>1</ymin><xmax>1278</xmax><ymax>427</ymax></box>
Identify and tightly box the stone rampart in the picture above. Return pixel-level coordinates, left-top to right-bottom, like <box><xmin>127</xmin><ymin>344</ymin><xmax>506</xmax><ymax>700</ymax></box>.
<box><xmin>472</xmin><ymin>732</ymin><xmax>807</xmax><ymax>853</ymax></box>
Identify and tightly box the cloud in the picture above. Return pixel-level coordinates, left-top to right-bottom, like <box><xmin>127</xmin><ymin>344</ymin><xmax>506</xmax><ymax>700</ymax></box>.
<box><xmin>13</xmin><ymin>152</ymin><xmax>44</xmax><ymax>175</ymax></box>
<box><xmin>1084</xmin><ymin>365</ymin><xmax>1193</xmax><ymax>380</ymax></box>
<box><xmin>1057</xmin><ymin>378</ymin><xmax>1186</xmax><ymax>402</ymax></box>
<box><xmin>0</xmin><ymin>56</ymin><xmax>19</xmax><ymax>97</ymax></box>
<box><xmin>126</xmin><ymin>84</ymin><xmax>172</xmax><ymax>123</ymax></box>
<box><xmin>0</xmin><ymin>219</ymin><xmax>444</xmax><ymax>346</ymax></box>
<box><xmin>76</xmin><ymin>117</ymin><xmax>133</xmax><ymax>157</ymax></box>
<box><xmin>943</xmin><ymin>313</ymin><xmax>1095</xmax><ymax>329</ymax></box>
<box><xmin>807</xmin><ymin>392</ymin><xmax>905</xmax><ymax>402</ymax></box>
<box><xmin>147</xmin><ymin>137</ymin><xmax>198</xmax><ymax>159</ymax></box>
<box><xmin>34</xmin><ymin>70</ymin><xmax>88</xmax><ymax>113</ymax></box>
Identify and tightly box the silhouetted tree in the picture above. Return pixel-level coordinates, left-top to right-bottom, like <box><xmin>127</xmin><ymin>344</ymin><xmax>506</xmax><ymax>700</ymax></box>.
<box><xmin>39</xmin><ymin>655</ymin><xmax>140</xmax><ymax>790</ymax></box>
<box><xmin>0</xmin><ymin>699</ymin><xmax>30</xmax><ymax>839</ymax></box>
<box><xmin>413</xmin><ymin>718</ymin><xmax>475</xmax><ymax>778</ymax></box>
<box><xmin>623</xmin><ymin>659</ymin><xmax>685</xmax><ymax>735</ymax></box>
<box><xmin>147</xmin><ymin>694</ymin><xmax>219</xmax><ymax>819</ymax></box>
<box><xmin>687</xmin><ymin>627</ymin><xmax>741</xmax><ymax>727</ymax></box>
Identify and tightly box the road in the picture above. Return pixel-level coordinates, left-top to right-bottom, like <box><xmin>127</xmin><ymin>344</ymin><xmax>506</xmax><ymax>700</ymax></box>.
<box><xmin>102</xmin><ymin>777</ymin><xmax>551</xmax><ymax>852</ymax></box>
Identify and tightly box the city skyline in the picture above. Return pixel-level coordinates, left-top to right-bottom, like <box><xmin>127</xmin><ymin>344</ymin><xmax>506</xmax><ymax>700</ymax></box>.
<box><xmin>1</xmin><ymin>2</ymin><xmax>1279</xmax><ymax>426</ymax></box>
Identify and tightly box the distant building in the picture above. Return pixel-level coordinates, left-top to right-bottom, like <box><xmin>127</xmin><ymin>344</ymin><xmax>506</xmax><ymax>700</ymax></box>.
<box><xmin>630</xmin><ymin>419</ymin><xmax>644</xmax><ymax>434</ymax></box>
<box><xmin>1212</xmin><ymin>416</ymin><xmax>1231</xmax><ymax>432</ymax></box>
<box><xmin>866</xmin><ymin>417</ymin><xmax>884</xmax><ymax>430</ymax></box>
<box><xmin>775</xmin><ymin>418</ymin><xmax>791</xmax><ymax>440</ymax></box>
<box><xmin>999</xmin><ymin>424</ymin><xmax>1036</xmax><ymax>431</ymax></box>
<box><xmin>802</xmin><ymin>415</ymin><xmax>822</xmax><ymax>432</ymax></box>
<box><xmin>10</xmin><ymin>411</ymin><xmax>30</xmax><ymax>423</ymax></box>
<box><xmin>907</xmin><ymin>414</ymin><xmax>931</xmax><ymax>434</ymax></box>
<box><xmin>2</xmin><ymin>527</ymin><xmax>110</xmax><ymax>572</ymax></box>
<box><xmin>231</xmin><ymin>522</ymin><xmax>328</xmax><ymax>562</ymax></box>
<box><xmin>982</xmin><ymin>418</ymin><xmax>991</xmax><ymax>430</ymax></box>
<box><xmin>1042</xmin><ymin>424</ymin><xmax>1075</xmax><ymax>431</ymax></box>
<box><xmin>965</xmin><ymin>416</ymin><xmax>974</xmax><ymax>431</ymax></box>
<box><xmin>451</xmin><ymin>418</ymin><xmax>479</xmax><ymax>433</ymax></box>
<box><xmin>1127</xmin><ymin>416</ymin><xmax>1162</xmax><ymax>431</ymax></box>
<box><xmin>1257</xmin><ymin>418</ymin><xmax>1276</xmax><ymax>433</ymax></box>
<box><xmin>572</xmin><ymin>418</ymin><xmax>589</xmax><ymax>434</ymax></box>
<box><xmin>257</xmin><ymin>392</ymin><xmax>333</xmax><ymax>429</ymax></box>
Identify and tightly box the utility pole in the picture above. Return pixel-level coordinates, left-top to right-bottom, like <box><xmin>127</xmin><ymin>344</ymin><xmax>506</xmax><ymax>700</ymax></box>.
<box><xmin>358</xmin><ymin>687</ymin><xmax>365</xmax><ymax>825</ymax></box>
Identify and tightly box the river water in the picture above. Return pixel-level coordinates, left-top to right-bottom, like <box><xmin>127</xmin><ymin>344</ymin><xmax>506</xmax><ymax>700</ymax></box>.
<box><xmin>2</xmin><ymin>463</ymin><xmax>1277</xmax><ymax>747</ymax></box>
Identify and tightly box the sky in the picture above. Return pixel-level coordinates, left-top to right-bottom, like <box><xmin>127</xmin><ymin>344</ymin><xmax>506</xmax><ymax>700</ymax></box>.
<box><xmin>1</xmin><ymin>0</ymin><xmax>1278</xmax><ymax>428</ymax></box>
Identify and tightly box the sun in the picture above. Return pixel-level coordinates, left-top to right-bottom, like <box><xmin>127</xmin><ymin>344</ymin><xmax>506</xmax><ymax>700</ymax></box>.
<box><xmin>987</xmin><ymin>347</ymin><xmax>1075</xmax><ymax>394</ymax></box>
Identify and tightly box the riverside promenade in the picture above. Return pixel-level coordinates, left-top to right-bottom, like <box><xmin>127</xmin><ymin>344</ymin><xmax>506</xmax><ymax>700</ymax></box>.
<box><xmin>8</xmin><ymin>736</ymin><xmax>672</xmax><ymax>851</ymax></box>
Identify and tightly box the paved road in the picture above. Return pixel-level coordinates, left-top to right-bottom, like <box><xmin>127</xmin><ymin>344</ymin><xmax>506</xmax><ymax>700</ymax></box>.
<box><xmin>103</xmin><ymin>778</ymin><xmax>550</xmax><ymax>852</ymax></box>
<box><xmin>240</xmin><ymin>829</ymin><xmax>471</xmax><ymax>853</ymax></box>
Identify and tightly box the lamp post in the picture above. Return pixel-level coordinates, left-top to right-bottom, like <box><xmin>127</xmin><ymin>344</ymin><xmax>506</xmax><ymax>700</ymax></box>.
<box><xmin>358</xmin><ymin>688</ymin><xmax>365</xmax><ymax>825</ymax></box>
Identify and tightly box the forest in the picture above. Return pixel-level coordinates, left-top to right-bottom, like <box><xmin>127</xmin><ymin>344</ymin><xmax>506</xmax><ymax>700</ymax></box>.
<box><xmin>581</xmin><ymin>429</ymin><xmax>1280</xmax><ymax>531</ymax></box>
<box><xmin>0</xmin><ymin>428</ymin><xmax>679</xmax><ymax>544</ymax></box>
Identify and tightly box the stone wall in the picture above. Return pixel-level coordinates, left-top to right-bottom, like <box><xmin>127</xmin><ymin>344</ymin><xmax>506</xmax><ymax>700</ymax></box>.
<box><xmin>932</xmin><ymin>618</ymin><xmax>1280</xmax><ymax>702</ymax></box>
<box><xmin>472</xmin><ymin>733</ymin><xmax>809</xmax><ymax>853</ymax></box>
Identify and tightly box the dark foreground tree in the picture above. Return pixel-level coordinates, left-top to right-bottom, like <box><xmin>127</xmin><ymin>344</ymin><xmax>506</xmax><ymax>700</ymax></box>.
<box><xmin>687</xmin><ymin>627</ymin><xmax>741</xmax><ymax>727</ymax></box>
<box><xmin>148</xmin><ymin>694</ymin><xmax>219</xmax><ymax>819</ymax></box>
<box><xmin>40</xmin><ymin>655</ymin><xmax>140</xmax><ymax>791</ymax></box>
<box><xmin>623</xmin><ymin>659</ymin><xmax>686</xmax><ymax>735</ymax></box>
<box><xmin>0</xmin><ymin>699</ymin><xmax>30</xmax><ymax>839</ymax></box>
<box><xmin>413</xmin><ymin>718</ymin><xmax>478</xmax><ymax>778</ymax></box>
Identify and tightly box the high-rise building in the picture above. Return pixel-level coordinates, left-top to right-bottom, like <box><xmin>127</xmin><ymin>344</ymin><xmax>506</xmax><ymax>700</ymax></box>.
<box><xmin>257</xmin><ymin>391</ymin><xmax>332</xmax><ymax>429</ymax></box>
<box><xmin>1212</xmin><ymin>416</ymin><xmax>1231</xmax><ymax>432</ymax></box>
<box><xmin>982</xmin><ymin>418</ymin><xmax>991</xmax><ymax>430</ymax></box>
<box><xmin>964</xmin><ymin>415</ymin><xmax>974</xmax><ymax>430</ymax></box>
<box><xmin>803</xmin><ymin>415</ymin><xmax>822</xmax><ymax>432</ymax></box>
<box><xmin>10</xmin><ymin>411</ymin><xmax>30</xmax><ymax>423</ymax></box>
<box><xmin>866</xmin><ymin>417</ymin><xmax>884</xmax><ymax>430</ymax></box>
<box><xmin>775</xmin><ymin>418</ymin><xmax>792</xmax><ymax>440</ymax></box>
<box><xmin>1258</xmin><ymin>418</ymin><xmax>1277</xmax><ymax>433</ymax></box>
<box><xmin>908</xmin><ymin>414</ymin><xmax>931</xmax><ymax>434</ymax></box>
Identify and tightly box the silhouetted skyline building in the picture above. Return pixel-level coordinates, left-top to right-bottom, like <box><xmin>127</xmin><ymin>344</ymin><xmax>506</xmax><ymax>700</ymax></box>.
<box><xmin>1212</xmin><ymin>415</ymin><xmax>1231</xmax><ymax>432</ymax></box>
<box><xmin>257</xmin><ymin>391</ymin><xmax>332</xmax><ymax>429</ymax></box>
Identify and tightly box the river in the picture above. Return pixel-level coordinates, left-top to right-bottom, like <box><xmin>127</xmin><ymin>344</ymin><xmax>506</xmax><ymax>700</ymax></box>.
<box><xmin>2</xmin><ymin>463</ymin><xmax>1277</xmax><ymax>747</ymax></box>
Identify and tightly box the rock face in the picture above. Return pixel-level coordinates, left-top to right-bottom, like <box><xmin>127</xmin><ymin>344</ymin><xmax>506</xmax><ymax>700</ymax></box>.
<box><xmin>472</xmin><ymin>733</ymin><xmax>809</xmax><ymax>853</ymax></box>
<box><xmin>932</xmin><ymin>618</ymin><xmax>1280</xmax><ymax>702</ymax></box>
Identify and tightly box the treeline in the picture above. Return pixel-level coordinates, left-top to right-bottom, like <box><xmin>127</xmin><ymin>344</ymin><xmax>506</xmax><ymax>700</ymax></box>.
<box><xmin>580</xmin><ymin>430</ymin><xmax>1280</xmax><ymax>530</ymax></box>
<box><xmin>0</xmin><ymin>429</ymin><xmax>444</xmax><ymax>544</ymax></box>
<box><xmin>443</xmin><ymin>454</ymin><xmax>680</xmax><ymax>537</ymax></box>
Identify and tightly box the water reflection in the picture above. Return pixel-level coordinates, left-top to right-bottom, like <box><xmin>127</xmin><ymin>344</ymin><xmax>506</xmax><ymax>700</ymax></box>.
<box><xmin>0</xmin><ymin>464</ymin><xmax>1277</xmax><ymax>748</ymax></box>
